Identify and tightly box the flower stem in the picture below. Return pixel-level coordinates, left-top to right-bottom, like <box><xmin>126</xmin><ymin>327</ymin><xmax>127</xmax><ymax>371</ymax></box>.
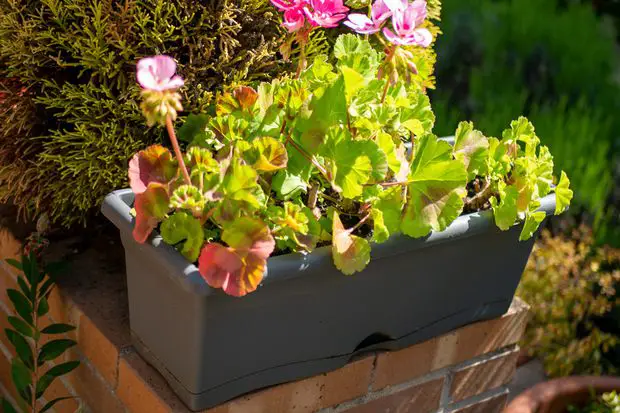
<box><xmin>165</xmin><ymin>115</ymin><xmax>192</xmax><ymax>186</ymax></box>
<box><xmin>295</xmin><ymin>39</ymin><xmax>307</xmax><ymax>79</ymax></box>
<box><xmin>381</xmin><ymin>46</ymin><xmax>398</xmax><ymax>103</ymax></box>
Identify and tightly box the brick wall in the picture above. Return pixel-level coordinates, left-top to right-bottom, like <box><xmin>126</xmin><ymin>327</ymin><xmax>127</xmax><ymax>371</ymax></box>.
<box><xmin>0</xmin><ymin>226</ymin><xmax>529</xmax><ymax>413</ymax></box>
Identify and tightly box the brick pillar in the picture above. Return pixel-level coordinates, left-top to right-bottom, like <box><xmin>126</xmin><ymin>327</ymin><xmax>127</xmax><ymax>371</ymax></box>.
<box><xmin>0</xmin><ymin>227</ymin><xmax>529</xmax><ymax>413</ymax></box>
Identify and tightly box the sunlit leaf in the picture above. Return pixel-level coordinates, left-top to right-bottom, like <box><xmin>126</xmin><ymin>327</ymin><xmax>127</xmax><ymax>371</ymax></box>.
<box><xmin>221</xmin><ymin>163</ymin><xmax>261</xmax><ymax>208</ymax></box>
<box><xmin>402</xmin><ymin>135</ymin><xmax>467</xmax><ymax>237</ymax></box>
<box><xmin>370</xmin><ymin>209</ymin><xmax>389</xmax><ymax>244</ymax></box>
<box><xmin>331</xmin><ymin>212</ymin><xmax>371</xmax><ymax>275</ymax></box>
<box><xmin>453</xmin><ymin>121</ymin><xmax>489</xmax><ymax>179</ymax></box>
<box><xmin>334</xmin><ymin>34</ymin><xmax>380</xmax><ymax>79</ymax></box>
<box><xmin>251</xmin><ymin>137</ymin><xmax>288</xmax><ymax>172</ymax></box>
<box><xmin>371</xmin><ymin>186</ymin><xmax>404</xmax><ymax>236</ymax></box>
<box><xmin>233</xmin><ymin>86</ymin><xmax>259</xmax><ymax>111</ymax></box>
<box><xmin>133</xmin><ymin>183</ymin><xmax>169</xmax><ymax>243</ymax></box>
<box><xmin>519</xmin><ymin>211</ymin><xmax>546</xmax><ymax>241</ymax></box>
<box><xmin>490</xmin><ymin>184</ymin><xmax>519</xmax><ymax>231</ymax></box>
<box><xmin>272</xmin><ymin>170</ymin><xmax>307</xmax><ymax>200</ymax></box>
<box><xmin>554</xmin><ymin>171</ymin><xmax>573</xmax><ymax>215</ymax></box>
<box><xmin>160</xmin><ymin>212</ymin><xmax>205</xmax><ymax>262</ymax></box>
<box><xmin>128</xmin><ymin>145</ymin><xmax>177</xmax><ymax>194</ymax></box>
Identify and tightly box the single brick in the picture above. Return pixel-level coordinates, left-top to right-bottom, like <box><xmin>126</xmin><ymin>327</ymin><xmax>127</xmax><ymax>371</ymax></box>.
<box><xmin>67</xmin><ymin>357</ymin><xmax>126</xmax><ymax>413</ymax></box>
<box><xmin>373</xmin><ymin>299</ymin><xmax>528</xmax><ymax>390</ymax></box>
<box><xmin>450</xmin><ymin>348</ymin><xmax>519</xmax><ymax>402</ymax></box>
<box><xmin>208</xmin><ymin>356</ymin><xmax>375</xmax><ymax>413</ymax></box>
<box><xmin>77</xmin><ymin>312</ymin><xmax>120</xmax><ymax>387</ymax></box>
<box><xmin>343</xmin><ymin>378</ymin><xmax>444</xmax><ymax>413</ymax></box>
<box><xmin>449</xmin><ymin>391</ymin><xmax>508</xmax><ymax>413</ymax></box>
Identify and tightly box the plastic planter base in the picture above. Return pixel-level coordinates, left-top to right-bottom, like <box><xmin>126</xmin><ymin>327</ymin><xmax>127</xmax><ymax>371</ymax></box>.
<box><xmin>102</xmin><ymin>189</ymin><xmax>556</xmax><ymax>411</ymax></box>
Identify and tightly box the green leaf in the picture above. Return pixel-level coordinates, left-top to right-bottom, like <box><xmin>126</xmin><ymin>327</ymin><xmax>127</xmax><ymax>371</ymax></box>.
<box><xmin>36</xmin><ymin>361</ymin><xmax>80</xmax><ymax>399</ymax></box>
<box><xmin>38</xmin><ymin>277</ymin><xmax>55</xmax><ymax>300</ymax></box>
<box><xmin>4</xmin><ymin>258</ymin><xmax>22</xmax><ymax>271</ymax></box>
<box><xmin>370</xmin><ymin>209</ymin><xmax>389</xmax><ymax>244</ymax></box>
<box><xmin>40</xmin><ymin>397</ymin><xmax>74</xmax><ymax>413</ymax></box>
<box><xmin>331</xmin><ymin>212</ymin><xmax>371</xmax><ymax>275</ymax></box>
<box><xmin>16</xmin><ymin>277</ymin><xmax>32</xmax><ymax>303</ymax></box>
<box><xmin>402</xmin><ymin>135</ymin><xmax>468</xmax><ymax>237</ymax></box>
<box><xmin>535</xmin><ymin>145</ymin><xmax>554</xmax><ymax>196</ymax></box>
<box><xmin>333</xmin><ymin>34</ymin><xmax>380</xmax><ymax>79</ymax></box>
<box><xmin>519</xmin><ymin>211</ymin><xmax>546</xmax><ymax>241</ymax></box>
<box><xmin>272</xmin><ymin>170</ymin><xmax>307</xmax><ymax>200</ymax></box>
<box><xmin>11</xmin><ymin>359</ymin><xmax>31</xmax><ymax>394</ymax></box>
<box><xmin>453</xmin><ymin>121</ymin><xmax>489</xmax><ymax>179</ymax></box>
<box><xmin>7</xmin><ymin>289</ymin><xmax>33</xmax><ymax>326</ymax></box>
<box><xmin>37</xmin><ymin>297</ymin><xmax>49</xmax><ymax>317</ymax></box>
<box><xmin>222</xmin><ymin>163</ymin><xmax>261</xmax><ymax>208</ymax></box>
<box><xmin>490</xmin><ymin>184</ymin><xmax>519</xmax><ymax>231</ymax></box>
<box><xmin>8</xmin><ymin>317</ymin><xmax>33</xmax><ymax>338</ymax></box>
<box><xmin>554</xmin><ymin>171</ymin><xmax>573</xmax><ymax>215</ymax></box>
<box><xmin>41</xmin><ymin>324</ymin><xmax>76</xmax><ymax>335</ymax></box>
<box><xmin>341</xmin><ymin>66</ymin><xmax>366</xmax><ymax>102</ymax></box>
<box><xmin>372</xmin><ymin>186</ymin><xmax>404</xmax><ymax>236</ymax></box>
<box><xmin>324</xmin><ymin>131</ymin><xmax>388</xmax><ymax>198</ymax></box>
<box><xmin>307</xmin><ymin>75</ymin><xmax>348</xmax><ymax>130</ymax></box>
<box><xmin>38</xmin><ymin>339</ymin><xmax>77</xmax><ymax>366</ymax></box>
<box><xmin>160</xmin><ymin>212</ymin><xmax>205</xmax><ymax>262</ymax></box>
<box><xmin>399</xmin><ymin>91</ymin><xmax>435</xmax><ymax>139</ymax></box>
<box><xmin>1</xmin><ymin>399</ymin><xmax>19</xmax><ymax>413</ymax></box>
<box><xmin>178</xmin><ymin>114</ymin><xmax>211</xmax><ymax>144</ymax></box>
<box><xmin>5</xmin><ymin>329</ymin><xmax>34</xmax><ymax>370</ymax></box>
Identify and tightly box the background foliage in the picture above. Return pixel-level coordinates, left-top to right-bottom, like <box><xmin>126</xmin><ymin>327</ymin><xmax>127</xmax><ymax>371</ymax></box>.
<box><xmin>430</xmin><ymin>0</ymin><xmax>620</xmax><ymax>246</ymax></box>
<box><xmin>517</xmin><ymin>227</ymin><xmax>620</xmax><ymax>377</ymax></box>
<box><xmin>0</xmin><ymin>0</ymin><xmax>299</xmax><ymax>227</ymax></box>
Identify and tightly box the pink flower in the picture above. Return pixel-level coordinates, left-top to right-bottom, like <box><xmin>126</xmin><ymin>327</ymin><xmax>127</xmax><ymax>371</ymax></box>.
<box><xmin>344</xmin><ymin>0</ymin><xmax>391</xmax><ymax>34</ymax></box>
<box><xmin>137</xmin><ymin>56</ymin><xmax>184</xmax><ymax>92</ymax></box>
<box><xmin>283</xmin><ymin>8</ymin><xmax>306</xmax><ymax>32</ymax></box>
<box><xmin>382</xmin><ymin>0</ymin><xmax>432</xmax><ymax>46</ymax></box>
<box><xmin>271</xmin><ymin>0</ymin><xmax>304</xmax><ymax>10</ymax></box>
<box><xmin>304</xmin><ymin>0</ymin><xmax>349</xmax><ymax>28</ymax></box>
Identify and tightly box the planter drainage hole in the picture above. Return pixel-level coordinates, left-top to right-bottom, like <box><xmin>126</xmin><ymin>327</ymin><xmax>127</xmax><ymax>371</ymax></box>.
<box><xmin>354</xmin><ymin>333</ymin><xmax>393</xmax><ymax>352</ymax></box>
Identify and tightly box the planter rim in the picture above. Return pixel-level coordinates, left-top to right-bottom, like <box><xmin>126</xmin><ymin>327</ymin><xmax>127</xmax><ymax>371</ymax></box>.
<box><xmin>504</xmin><ymin>376</ymin><xmax>620</xmax><ymax>413</ymax></box>
<box><xmin>101</xmin><ymin>187</ymin><xmax>556</xmax><ymax>297</ymax></box>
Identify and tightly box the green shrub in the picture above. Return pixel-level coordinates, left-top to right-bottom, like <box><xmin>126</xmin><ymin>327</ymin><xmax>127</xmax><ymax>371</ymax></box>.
<box><xmin>430</xmin><ymin>0</ymin><xmax>619</xmax><ymax>245</ymax></box>
<box><xmin>568</xmin><ymin>391</ymin><xmax>620</xmax><ymax>413</ymax></box>
<box><xmin>0</xmin><ymin>0</ymin><xmax>302</xmax><ymax>227</ymax></box>
<box><xmin>517</xmin><ymin>227</ymin><xmax>620</xmax><ymax>377</ymax></box>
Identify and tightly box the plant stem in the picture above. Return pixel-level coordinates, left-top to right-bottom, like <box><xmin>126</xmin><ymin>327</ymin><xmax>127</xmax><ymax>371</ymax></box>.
<box><xmin>307</xmin><ymin>182</ymin><xmax>319</xmax><ymax>209</ymax></box>
<box><xmin>381</xmin><ymin>46</ymin><xmax>398</xmax><ymax>103</ymax></box>
<box><xmin>349</xmin><ymin>213</ymin><xmax>371</xmax><ymax>234</ymax></box>
<box><xmin>165</xmin><ymin>115</ymin><xmax>192</xmax><ymax>186</ymax></box>
<box><xmin>285</xmin><ymin>134</ymin><xmax>330</xmax><ymax>180</ymax></box>
<box><xmin>379</xmin><ymin>180</ymin><xmax>409</xmax><ymax>187</ymax></box>
<box><xmin>295</xmin><ymin>39</ymin><xmax>307</xmax><ymax>79</ymax></box>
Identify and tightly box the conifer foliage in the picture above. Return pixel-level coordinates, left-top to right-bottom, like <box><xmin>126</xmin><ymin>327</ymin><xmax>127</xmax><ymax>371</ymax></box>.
<box><xmin>0</xmin><ymin>0</ymin><xmax>288</xmax><ymax>226</ymax></box>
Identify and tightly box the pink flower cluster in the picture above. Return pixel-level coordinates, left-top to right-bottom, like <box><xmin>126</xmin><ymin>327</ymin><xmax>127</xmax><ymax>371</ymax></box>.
<box><xmin>270</xmin><ymin>0</ymin><xmax>349</xmax><ymax>32</ymax></box>
<box><xmin>345</xmin><ymin>0</ymin><xmax>432</xmax><ymax>47</ymax></box>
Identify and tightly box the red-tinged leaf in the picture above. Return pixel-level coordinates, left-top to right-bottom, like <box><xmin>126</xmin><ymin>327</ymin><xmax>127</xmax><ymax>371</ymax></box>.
<box><xmin>128</xmin><ymin>145</ymin><xmax>178</xmax><ymax>194</ymax></box>
<box><xmin>198</xmin><ymin>218</ymin><xmax>275</xmax><ymax>297</ymax></box>
<box><xmin>332</xmin><ymin>212</ymin><xmax>371</xmax><ymax>275</ymax></box>
<box><xmin>233</xmin><ymin>86</ymin><xmax>258</xmax><ymax>111</ymax></box>
<box><xmin>133</xmin><ymin>183</ymin><xmax>170</xmax><ymax>243</ymax></box>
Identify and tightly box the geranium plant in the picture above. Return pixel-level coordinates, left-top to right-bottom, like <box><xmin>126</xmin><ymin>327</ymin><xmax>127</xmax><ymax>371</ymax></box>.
<box><xmin>127</xmin><ymin>0</ymin><xmax>573</xmax><ymax>297</ymax></box>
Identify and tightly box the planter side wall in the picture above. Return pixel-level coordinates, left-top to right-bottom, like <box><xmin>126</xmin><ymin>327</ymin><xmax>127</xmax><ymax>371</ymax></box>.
<box><xmin>115</xmin><ymin>212</ymin><xmax>543</xmax><ymax>410</ymax></box>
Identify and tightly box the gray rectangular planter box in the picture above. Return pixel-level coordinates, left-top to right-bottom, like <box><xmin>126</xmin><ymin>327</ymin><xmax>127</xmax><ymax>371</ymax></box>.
<box><xmin>102</xmin><ymin>188</ymin><xmax>556</xmax><ymax>411</ymax></box>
